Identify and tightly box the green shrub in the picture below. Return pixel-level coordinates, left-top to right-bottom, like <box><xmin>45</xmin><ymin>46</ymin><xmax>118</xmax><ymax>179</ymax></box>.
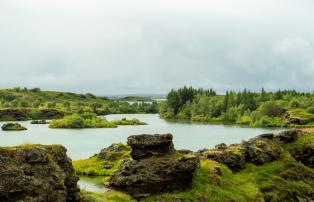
<box><xmin>307</xmin><ymin>107</ymin><xmax>314</xmax><ymax>114</ymax></box>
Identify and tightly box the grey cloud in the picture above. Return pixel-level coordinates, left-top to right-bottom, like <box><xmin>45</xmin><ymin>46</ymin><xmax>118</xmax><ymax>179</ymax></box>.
<box><xmin>0</xmin><ymin>0</ymin><xmax>314</xmax><ymax>94</ymax></box>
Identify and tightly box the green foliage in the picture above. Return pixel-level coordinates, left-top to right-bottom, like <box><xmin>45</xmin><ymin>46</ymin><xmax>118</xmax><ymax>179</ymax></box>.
<box><xmin>49</xmin><ymin>113</ymin><xmax>146</xmax><ymax>129</ymax></box>
<box><xmin>111</xmin><ymin>118</ymin><xmax>147</xmax><ymax>126</ymax></box>
<box><xmin>161</xmin><ymin>87</ymin><xmax>314</xmax><ymax>127</ymax></box>
<box><xmin>0</xmin><ymin>88</ymin><xmax>158</xmax><ymax>121</ymax></box>
<box><xmin>307</xmin><ymin>107</ymin><xmax>314</xmax><ymax>114</ymax></box>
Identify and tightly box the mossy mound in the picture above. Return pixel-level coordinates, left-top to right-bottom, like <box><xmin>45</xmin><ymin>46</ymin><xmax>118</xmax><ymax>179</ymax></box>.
<box><xmin>49</xmin><ymin>113</ymin><xmax>147</xmax><ymax>129</ymax></box>
<box><xmin>73</xmin><ymin>143</ymin><xmax>131</xmax><ymax>185</ymax></box>
<box><xmin>1</xmin><ymin>122</ymin><xmax>27</xmax><ymax>131</ymax></box>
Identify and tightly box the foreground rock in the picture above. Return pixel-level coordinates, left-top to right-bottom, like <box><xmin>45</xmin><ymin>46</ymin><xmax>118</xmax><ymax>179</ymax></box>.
<box><xmin>127</xmin><ymin>133</ymin><xmax>175</xmax><ymax>160</ymax></box>
<box><xmin>1</xmin><ymin>122</ymin><xmax>27</xmax><ymax>131</ymax></box>
<box><xmin>109</xmin><ymin>134</ymin><xmax>199</xmax><ymax>199</ymax></box>
<box><xmin>0</xmin><ymin>145</ymin><xmax>80</xmax><ymax>202</ymax></box>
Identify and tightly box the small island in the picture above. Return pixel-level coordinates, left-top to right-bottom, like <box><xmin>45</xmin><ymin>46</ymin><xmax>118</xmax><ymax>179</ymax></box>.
<box><xmin>49</xmin><ymin>113</ymin><xmax>147</xmax><ymax>129</ymax></box>
<box><xmin>1</xmin><ymin>123</ymin><xmax>27</xmax><ymax>131</ymax></box>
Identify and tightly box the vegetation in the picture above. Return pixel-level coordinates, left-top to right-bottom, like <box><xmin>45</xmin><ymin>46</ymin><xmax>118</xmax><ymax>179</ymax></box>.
<box><xmin>49</xmin><ymin>113</ymin><xmax>146</xmax><ymax>129</ymax></box>
<box><xmin>80</xmin><ymin>132</ymin><xmax>314</xmax><ymax>202</ymax></box>
<box><xmin>73</xmin><ymin>143</ymin><xmax>131</xmax><ymax>185</ymax></box>
<box><xmin>1</xmin><ymin>123</ymin><xmax>27</xmax><ymax>131</ymax></box>
<box><xmin>160</xmin><ymin>86</ymin><xmax>314</xmax><ymax>127</ymax></box>
<box><xmin>0</xmin><ymin>88</ymin><xmax>158</xmax><ymax>121</ymax></box>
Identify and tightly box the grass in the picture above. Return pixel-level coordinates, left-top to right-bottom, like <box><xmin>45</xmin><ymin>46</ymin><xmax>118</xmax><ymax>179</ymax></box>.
<box><xmin>78</xmin><ymin>133</ymin><xmax>314</xmax><ymax>202</ymax></box>
<box><xmin>80</xmin><ymin>190</ymin><xmax>135</xmax><ymax>202</ymax></box>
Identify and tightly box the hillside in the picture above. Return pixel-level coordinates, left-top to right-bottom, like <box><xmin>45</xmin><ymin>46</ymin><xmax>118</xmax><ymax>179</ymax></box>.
<box><xmin>0</xmin><ymin>88</ymin><xmax>157</xmax><ymax>121</ymax></box>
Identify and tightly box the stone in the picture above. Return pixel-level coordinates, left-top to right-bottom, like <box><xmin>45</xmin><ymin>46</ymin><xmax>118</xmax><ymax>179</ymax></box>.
<box><xmin>109</xmin><ymin>134</ymin><xmax>200</xmax><ymax>199</ymax></box>
<box><xmin>109</xmin><ymin>155</ymin><xmax>200</xmax><ymax>199</ymax></box>
<box><xmin>202</xmin><ymin>144</ymin><xmax>246</xmax><ymax>172</ymax></box>
<box><xmin>243</xmin><ymin>138</ymin><xmax>283</xmax><ymax>165</ymax></box>
<box><xmin>127</xmin><ymin>134</ymin><xmax>175</xmax><ymax>160</ymax></box>
<box><xmin>1</xmin><ymin>122</ymin><xmax>27</xmax><ymax>131</ymax></box>
<box><xmin>277</xmin><ymin>130</ymin><xmax>303</xmax><ymax>144</ymax></box>
<box><xmin>0</xmin><ymin>145</ymin><xmax>80</xmax><ymax>202</ymax></box>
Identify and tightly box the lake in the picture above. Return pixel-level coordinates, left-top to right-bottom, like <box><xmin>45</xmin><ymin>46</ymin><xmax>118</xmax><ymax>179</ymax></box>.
<box><xmin>0</xmin><ymin>114</ymin><xmax>284</xmax><ymax>193</ymax></box>
<box><xmin>0</xmin><ymin>114</ymin><xmax>283</xmax><ymax>160</ymax></box>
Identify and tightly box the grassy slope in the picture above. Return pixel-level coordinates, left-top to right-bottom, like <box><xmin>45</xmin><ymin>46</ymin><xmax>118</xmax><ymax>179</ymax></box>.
<box><xmin>80</xmin><ymin>133</ymin><xmax>314</xmax><ymax>202</ymax></box>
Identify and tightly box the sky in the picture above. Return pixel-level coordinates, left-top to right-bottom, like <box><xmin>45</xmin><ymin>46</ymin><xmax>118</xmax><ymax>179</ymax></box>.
<box><xmin>1</xmin><ymin>0</ymin><xmax>314</xmax><ymax>95</ymax></box>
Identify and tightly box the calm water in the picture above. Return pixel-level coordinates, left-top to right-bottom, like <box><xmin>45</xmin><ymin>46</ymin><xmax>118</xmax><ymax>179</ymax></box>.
<box><xmin>0</xmin><ymin>114</ymin><xmax>284</xmax><ymax>192</ymax></box>
<box><xmin>0</xmin><ymin>114</ymin><xmax>283</xmax><ymax>160</ymax></box>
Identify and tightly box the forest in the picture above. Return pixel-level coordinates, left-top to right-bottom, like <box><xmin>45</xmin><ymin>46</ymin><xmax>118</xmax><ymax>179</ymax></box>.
<box><xmin>159</xmin><ymin>86</ymin><xmax>314</xmax><ymax>127</ymax></box>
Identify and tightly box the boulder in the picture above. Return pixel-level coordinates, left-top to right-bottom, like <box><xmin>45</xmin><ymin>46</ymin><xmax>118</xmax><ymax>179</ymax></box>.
<box><xmin>290</xmin><ymin>145</ymin><xmax>314</xmax><ymax>168</ymax></box>
<box><xmin>127</xmin><ymin>134</ymin><xmax>175</xmax><ymax>160</ymax></box>
<box><xmin>276</xmin><ymin>130</ymin><xmax>303</xmax><ymax>144</ymax></box>
<box><xmin>0</xmin><ymin>145</ymin><xmax>80</xmax><ymax>202</ymax></box>
<box><xmin>1</xmin><ymin>122</ymin><xmax>27</xmax><ymax>131</ymax></box>
<box><xmin>97</xmin><ymin>143</ymin><xmax>131</xmax><ymax>162</ymax></box>
<box><xmin>201</xmin><ymin>144</ymin><xmax>246</xmax><ymax>172</ymax></box>
<box><xmin>109</xmin><ymin>134</ymin><xmax>200</xmax><ymax>199</ymax></box>
<box><xmin>243</xmin><ymin>138</ymin><xmax>283</xmax><ymax>165</ymax></box>
<box><xmin>110</xmin><ymin>155</ymin><xmax>200</xmax><ymax>198</ymax></box>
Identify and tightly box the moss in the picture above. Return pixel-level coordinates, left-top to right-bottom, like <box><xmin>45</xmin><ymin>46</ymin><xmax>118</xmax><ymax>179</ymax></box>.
<box><xmin>287</xmin><ymin>132</ymin><xmax>314</xmax><ymax>151</ymax></box>
<box><xmin>80</xmin><ymin>190</ymin><xmax>135</xmax><ymax>202</ymax></box>
<box><xmin>73</xmin><ymin>144</ymin><xmax>131</xmax><ymax>185</ymax></box>
<box><xmin>1</xmin><ymin>123</ymin><xmax>27</xmax><ymax>131</ymax></box>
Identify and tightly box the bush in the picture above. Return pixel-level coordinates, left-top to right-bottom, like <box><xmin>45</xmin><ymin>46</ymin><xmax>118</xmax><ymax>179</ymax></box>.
<box><xmin>307</xmin><ymin>107</ymin><xmax>314</xmax><ymax>114</ymax></box>
<box><xmin>258</xmin><ymin>101</ymin><xmax>284</xmax><ymax>117</ymax></box>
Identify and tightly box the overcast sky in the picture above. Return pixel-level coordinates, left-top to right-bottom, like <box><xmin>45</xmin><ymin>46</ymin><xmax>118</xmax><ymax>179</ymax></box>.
<box><xmin>1</xmin><ymin>0</ymin><xmax>314</xmax><ymax>95</ymax></box>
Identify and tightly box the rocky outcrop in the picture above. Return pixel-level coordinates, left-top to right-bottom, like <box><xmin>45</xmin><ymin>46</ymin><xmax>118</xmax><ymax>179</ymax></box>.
<box><xmin>30</xmin><ymin>120</ymin><xmax>50</xmax><ymax>124</ymax></box>
<box><xmin>201</xmin><ymin>144</ymin><xmax>246</xmax><ymax>171</ymax></box>
<box><xmin>290</xmin><ymin>145</ymin><xmax>314</xmax><ymax>168</ymax></box>
<box><xmin>0</xmin><ymin>109</ymin><xmax>29</xmax><ymax>121</ymax></box>
<box><xmin>127</xmin><ymin>134</ymin><xmax>175</xmax><ymax>160</ymax></box>
<box><xmin>109</xmin><ymin>134</ymin><xmax>199</xmax><ymax>199</ymax></box>
<box><xmin>0</xmin><ymin>145</ymin><xmax>80</xmax><ymax>202</ymax></box>
<box><xmin>198</xmin><ymin>130</ymin><xmax>301</xmax><ymax>172</ymax></box>
<box><xmin>276</xmin><ymin>129</ymin><xmax>303</xmax><ymax>144</ymax></box>
<box><xmin>1</xmin><ymin>122</ymin><xmax>27</xmax><ymax>131</ymax></box>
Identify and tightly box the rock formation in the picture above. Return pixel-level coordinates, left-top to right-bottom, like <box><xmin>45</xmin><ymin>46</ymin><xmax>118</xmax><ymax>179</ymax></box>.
<box><xmin>199</xmin><ymin>130</ymin><xmax>303</xmax><ymax>172</ymax></box>
<box><xmin>0</xmin><ymin>145</ymin><xmax>80</xmax><ymax>202</ymax></box>
<box><xmin>1</xmin><ymin>122</ymin><xmax>27</xmax><ymax>131</ymax></box>
<box><xmin>109</xmin><ymin>134</ymin><xmax>199</xmax><ymax>199</ymax></box>
<box><xmin>127</xmin><ymin>133</ymin><xmax>174</xmax><ymax>160</ymax></box>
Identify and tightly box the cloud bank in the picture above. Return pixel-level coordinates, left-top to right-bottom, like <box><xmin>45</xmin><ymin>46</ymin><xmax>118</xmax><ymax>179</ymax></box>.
<box><xmin>0</xmin><ymin>0</ymin><xmax>314</xmax><ymax>94</ymax></box>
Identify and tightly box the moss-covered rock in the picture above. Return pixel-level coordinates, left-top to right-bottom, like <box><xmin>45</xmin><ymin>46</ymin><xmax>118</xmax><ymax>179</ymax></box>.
<box><xmin>109</xmin><ymin>134</ymin><xmax>200</xmax><ymax>199</ymax></box>
<box><xmin>1</xmin><ymin>122</ymin><xmax>27</xmax><ymax>131</ymax></box>
<box><xmin>73</xmin><ymin>143</ymin><xmax>131</xmax><ymax>185</ymax></box>
<box><xmin>288</xmin><ymin>132</ymin><xmax>314</xmax><ymax>168</ymax></box>
<box><xmin>0</xmin><ymin>144</ymin><xmax>80</xmax><ymax>202</ymax></box>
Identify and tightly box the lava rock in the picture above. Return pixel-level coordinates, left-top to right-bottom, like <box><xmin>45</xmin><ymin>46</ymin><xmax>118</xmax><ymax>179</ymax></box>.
<box><xmin>1</xmin><ymin>122</ymin><xmax>27</xmax><ymax>131</ymax></box>
<box><xmin>0</xmin><ymin>145</ymin><xmax>80</xmax><ymax>202</ymax></box>
<box><xmin>277</xmin><ymin>130</ymin><xmax>303</xmax><ymax>144</ymax></box>
<box><xmin>109</xmin><ymin>155</ymin><xmax>200</xmax><ymax>198</ymax></box>
<box><xmin>127</xmin><ymin>134</ymin><xmax>175</xmax><ymax>160</ymax></box>
<box><xmin>243</xmin><ymin>138</ymin><xmax>283</xmax><ymax>165</ymax></box>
